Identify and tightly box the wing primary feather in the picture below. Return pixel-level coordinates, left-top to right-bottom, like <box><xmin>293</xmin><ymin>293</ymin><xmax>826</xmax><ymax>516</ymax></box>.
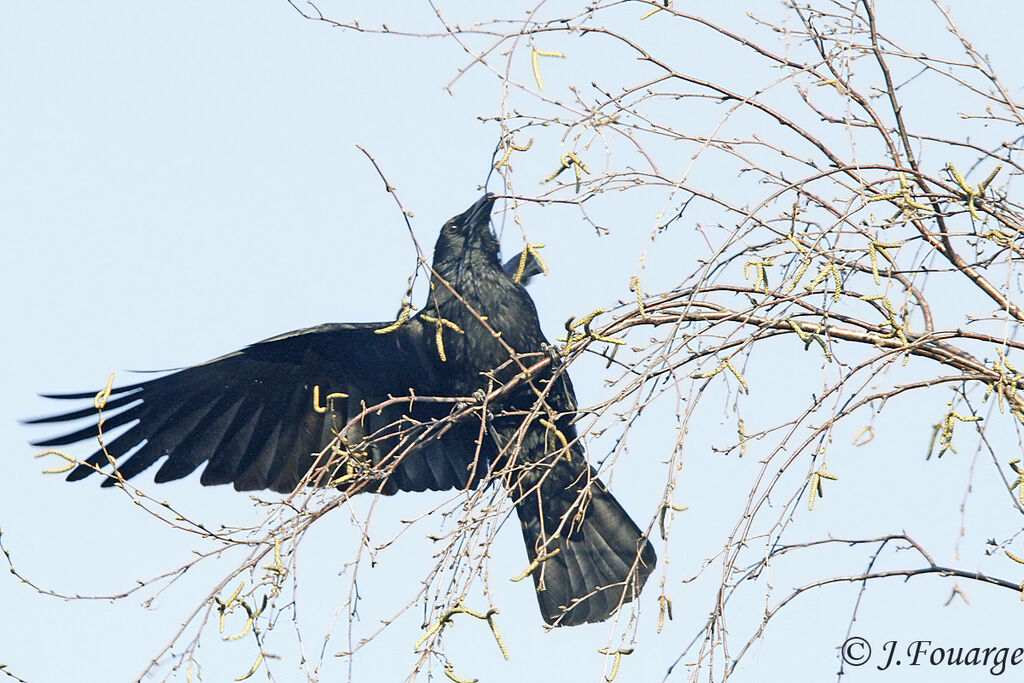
<box><xmin>150</xmin><ymin>395</ymin><xmax>247</xmax><ymax>483</ymax></box>
<box><xmin>38</xmin><ymin>384</ymin><xmax>144</xmax><ymax>400</ymax></box>
<box><xmin>199</xmin><ymin>402</ymin><xmax>265</xmax><ymax>486</ymax></box>
<box><xmin>114</xmin><ymin>398</ymin><xmax>224</xmax><ymax>485</ymax></box>
<box><xmin>30</xmin><ymin>402</ymin><xmax>144</xmax><ymax>446</ymax></box>
<box><xmin>23</xmin><ymin>392</ymin><xmax>141</xmax><ymax>424</ymax></box>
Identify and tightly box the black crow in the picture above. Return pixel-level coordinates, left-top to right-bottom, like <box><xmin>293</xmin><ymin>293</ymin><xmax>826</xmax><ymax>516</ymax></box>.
<box><xmin>28</xmin><ymin>194</ymin><xmax>656</xmax><ymax>625</ymax></box>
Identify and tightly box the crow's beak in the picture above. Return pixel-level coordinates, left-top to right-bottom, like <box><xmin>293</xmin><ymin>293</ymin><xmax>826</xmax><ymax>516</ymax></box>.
<box><xmin>467</xmin><ymin>193</ymin><xmax>496</xmax><ymax>227</ymax></box>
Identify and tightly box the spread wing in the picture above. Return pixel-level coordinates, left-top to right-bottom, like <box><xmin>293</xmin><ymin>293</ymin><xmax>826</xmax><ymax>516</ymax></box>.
<box><xmin>27</xmin><ymin>320</ymin><xmax>490</xmax><ymax>494</ymax></box>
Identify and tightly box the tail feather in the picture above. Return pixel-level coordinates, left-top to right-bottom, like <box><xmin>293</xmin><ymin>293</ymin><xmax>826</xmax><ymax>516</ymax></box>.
<box><xmin>513</xmin><ymin>459</ymin><xmax>656</xmax><ymax>626</ymax></box>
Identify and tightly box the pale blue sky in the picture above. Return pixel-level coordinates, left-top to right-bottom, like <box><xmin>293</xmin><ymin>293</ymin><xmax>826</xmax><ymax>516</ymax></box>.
<box><xmin>4</xmin><ymin>2</ymin><xmax>1024</xmax><ymax>682</ymax></box>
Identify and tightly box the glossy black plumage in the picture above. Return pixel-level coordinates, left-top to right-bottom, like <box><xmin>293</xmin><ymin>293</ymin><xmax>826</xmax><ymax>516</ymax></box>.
<box><xmin>28</xmin><ymin>194</ymin><xmax>656</xmax><ymax>625</ymax></box>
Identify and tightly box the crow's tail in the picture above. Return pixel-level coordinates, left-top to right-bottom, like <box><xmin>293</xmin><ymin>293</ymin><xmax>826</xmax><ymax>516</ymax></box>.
<box><xmin>511</xmin><ymin>457</ymin><xmax>656</xmax><ymax>626</ymax></box>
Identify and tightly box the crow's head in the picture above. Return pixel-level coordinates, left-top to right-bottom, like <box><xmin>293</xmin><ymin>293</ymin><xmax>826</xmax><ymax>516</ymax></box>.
<box><xmin>430</xmin><ymin>194</ymin><xmax>500</xmax><ymax>275</ymax></box>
